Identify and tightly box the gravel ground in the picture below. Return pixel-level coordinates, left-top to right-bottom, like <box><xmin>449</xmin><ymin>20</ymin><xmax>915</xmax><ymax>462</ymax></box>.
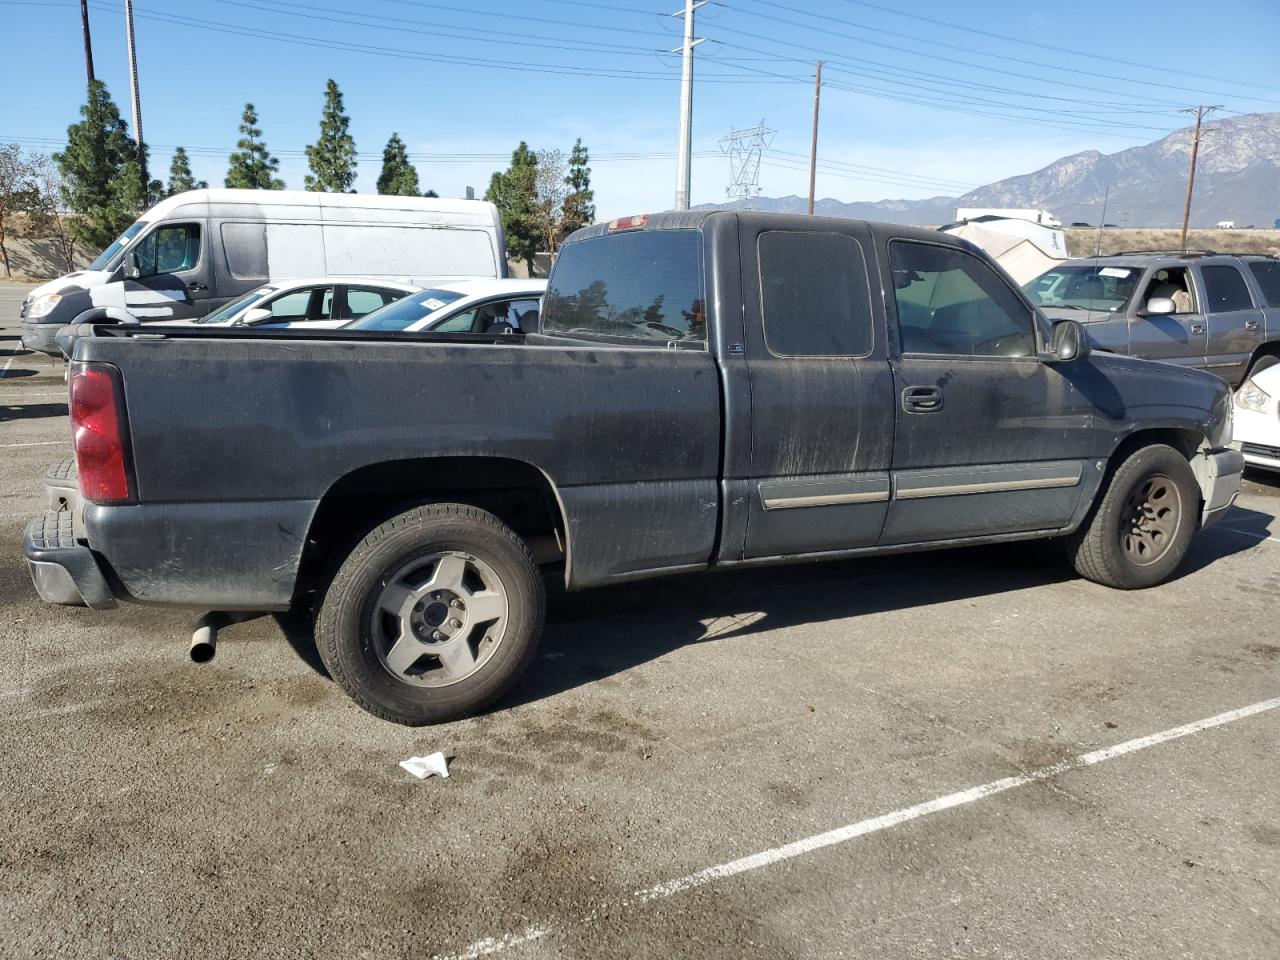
<box><xmin>2</xmin><ymin>280</ymin><xmax>1278</xmax><ymax>960</ymax></box>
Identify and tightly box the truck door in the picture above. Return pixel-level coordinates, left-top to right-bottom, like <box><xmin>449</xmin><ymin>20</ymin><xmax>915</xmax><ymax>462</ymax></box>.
<box><xmin>1129</xmin><ymin>265</ymin><xmax>1207</xmax><ymax>369</ymax></box>
<box><xmin>880</xmin><ymin>237</ymin><xmax>1092</xmax><ymax>544</ymax></box>
<box><xmin>123</xmin><ymin>219</ymin><xmax>211</xmax><ymax>320</ymax></box>
<box><xmin>1196</xmin><ymin>261</ymin><xmax>1264</xmax><ymax>386</ymax></box>
<box><xmin>738</xmin><ymin>220</ymin><xmax>895</xmax><ymax>560</ymax></box>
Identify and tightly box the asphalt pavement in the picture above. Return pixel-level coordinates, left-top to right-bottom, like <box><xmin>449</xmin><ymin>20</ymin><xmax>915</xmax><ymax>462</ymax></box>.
<box><xmin>1</xmin><ymin>280</ymin><xmax>1278</xmax><ymax>960</ymax></box>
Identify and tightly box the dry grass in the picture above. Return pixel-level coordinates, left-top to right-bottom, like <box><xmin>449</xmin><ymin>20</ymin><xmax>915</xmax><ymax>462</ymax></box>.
<box><xmin>1065</xmin><ymin>228</ymin><xmax>1280</xmax><ymax>258</ymax></box>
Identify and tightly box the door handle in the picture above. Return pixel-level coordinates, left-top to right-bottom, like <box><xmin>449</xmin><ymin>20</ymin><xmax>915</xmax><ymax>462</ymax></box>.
<box><xmin>902</xmin><ymin>385</ymin><xmax>943</xmax><ymax>413</ymax></box>
<box><xmin>1190</xmin><ymin>322</ymin><xmax>1205</xmax><ymax>335</ymax></box>
<box><xmin>187</xmin><ymin>282</ymin><xmax>208</xmax><ymax>293</ymax></box>
<box><xmin>1245</xmin><ymin>319</ymin><xmax>1260</xmax><ymax>332</ymax></box>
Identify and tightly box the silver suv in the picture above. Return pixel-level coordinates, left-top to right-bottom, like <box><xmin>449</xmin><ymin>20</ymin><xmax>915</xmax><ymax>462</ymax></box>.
<box><xmin>1024</xmin><ymin>251</ymin><xmax>1280</xmax><ymax>387</ymax></box>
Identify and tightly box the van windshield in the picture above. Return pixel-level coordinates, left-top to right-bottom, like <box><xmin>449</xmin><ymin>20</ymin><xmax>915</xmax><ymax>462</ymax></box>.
<box><xmin>89</xmin><ymin>222</ymin><xmax>146</xmax><ymax>271</ymax></box>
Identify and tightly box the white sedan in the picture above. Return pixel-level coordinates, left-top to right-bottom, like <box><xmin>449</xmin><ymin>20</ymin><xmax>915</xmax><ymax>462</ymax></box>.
<box><xmin>1234</xmin><ymin>358</ymin><xmax>1280</xmax><ymax>472</ymax></box>
<box><xmin>156</xmin><ymin>278</ymin><xmax>422</xmax><ymax>330</ymax></box>
<box><xmin>345</xmin><ymin>279</ymin><xmax>546</xmax><ymax>334</ymax></box>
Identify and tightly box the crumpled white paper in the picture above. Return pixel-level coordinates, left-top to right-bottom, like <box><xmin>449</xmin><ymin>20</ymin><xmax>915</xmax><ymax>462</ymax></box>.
<box><xmin>400</xmin><ymin>752</ymin><xmax>450</xmax><ymax>780</ymax></box>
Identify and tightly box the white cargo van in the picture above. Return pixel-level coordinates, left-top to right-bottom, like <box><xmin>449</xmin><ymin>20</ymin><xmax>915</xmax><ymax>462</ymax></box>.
<box><xmin>20</xmin><ymin>189</ymin><xmax>506</xmax><ymax>355</ymax></box>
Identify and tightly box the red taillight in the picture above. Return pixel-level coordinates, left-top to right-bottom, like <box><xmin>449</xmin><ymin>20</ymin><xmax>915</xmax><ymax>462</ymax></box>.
<box><xmin>70</xmin><ymin>362</ymin><xmax>134</xmax><ymax>504</ymax></box>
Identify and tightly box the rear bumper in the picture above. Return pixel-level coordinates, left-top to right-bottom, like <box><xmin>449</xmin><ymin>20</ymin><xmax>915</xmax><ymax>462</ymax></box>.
<box><xmin>24</xmin><ymin>512</ymin><xmax>116</xmax><ymax>609</ymax></box>
<box><xmin>1240</xmin><ymin>441</ymin><xmax>1280</xmax><ymax>473</ymax></box>
<box><xmin>1194</xmin><ymin>447</ymin><xmax>1245</xmax><ymax>528</ymax></box>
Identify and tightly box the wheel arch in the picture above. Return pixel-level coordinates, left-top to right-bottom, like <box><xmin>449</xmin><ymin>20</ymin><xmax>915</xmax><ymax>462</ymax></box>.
<box><xmin>293</xmin><ymin>455</ymin><xmax>569</xmax><ymax>609</ymax></box>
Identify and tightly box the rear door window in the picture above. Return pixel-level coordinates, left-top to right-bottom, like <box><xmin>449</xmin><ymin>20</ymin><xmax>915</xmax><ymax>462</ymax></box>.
<box><xmin>542</xmin><ymin>229</ymin><xmax>705</xmax><ymax>342</ymax></box>
<box><xmin>758</xmin><ymin>230</ymin><xmax>872</xmax><ymax>357</ymax></box>
<box><xmin>1200</xmin><ymin>265</ymin><xmax>1255</xmax><ymax>312</ymax></box>
<box><xmin>1247</xmin><ymin>261</ymin><xmax>1280</xmax><ymax>308</ymax></box>
<box><xmin>346</xmin><ymin>286</ymin><xmax>399</xmax><ymax>318</ymax></box>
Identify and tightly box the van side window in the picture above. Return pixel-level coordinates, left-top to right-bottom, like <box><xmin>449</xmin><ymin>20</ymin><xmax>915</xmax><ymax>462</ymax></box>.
<box><xmin>888</xmin><ymin>241</ymin><xmax>1035</xmax><ymax>358</ymax></box>
<box><xmin>758</xmin><ymin>231</ymin><xmax>872</xmax><ymax>357</ymax></box>
<box><xmin>134</xmin><ymin>223</ymin><xmax>201</xmax><ymax>277</ymax></box>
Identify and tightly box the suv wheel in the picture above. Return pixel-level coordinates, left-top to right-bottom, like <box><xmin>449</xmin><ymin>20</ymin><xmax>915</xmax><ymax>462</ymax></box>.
<box><xmin>1069</xmin><ymin>444</ymin><xmax>1198</xmax><ymax>589</ymax></box>
<box><xmin>317</xmin><ymin>503</ymin><xmax>545</xmax><ymax>725</ymax></box>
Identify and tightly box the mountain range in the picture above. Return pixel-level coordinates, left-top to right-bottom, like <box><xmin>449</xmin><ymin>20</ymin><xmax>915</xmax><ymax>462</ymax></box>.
<box><xmin>701</xmin><ymin>112</ymin><xmax>1280</xmax><ymax>228</ymax></box>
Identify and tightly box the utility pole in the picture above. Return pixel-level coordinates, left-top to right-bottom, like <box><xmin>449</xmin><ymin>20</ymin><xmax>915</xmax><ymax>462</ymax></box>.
<box><xmin>124</xmin><ymin>0</ymin><xmax>147</xmax><ymax>199</ymax></box>
<box><xmin>79</xmin><ymin>0</ymin><xmax>95</xmax><ymax>85</ymax></box>
<box><xmin>1179</xmin><ymin>105</ymin><xmax>1221</xmax><ymax>252</ymax></box>
<box><xmin>673</xmin><ymin>0</ymin><xmax>706</xmax><ymax>211</ymax></box>
<box><xmin>807</xmin><ymin>61</ymin><xmax>823</xmax><ymax>215</ymax></box>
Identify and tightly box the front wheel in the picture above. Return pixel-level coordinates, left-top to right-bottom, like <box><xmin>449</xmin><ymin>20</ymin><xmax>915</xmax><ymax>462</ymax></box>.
<box><xmin>1068</xmin><ymin>444</ymin><xmax>1199</xmax><ymax>589</ymax></box>
<box><xmin>316</xmin><ymin>503</ymin><xmax>545</xmax><ymax>725</ymax></box>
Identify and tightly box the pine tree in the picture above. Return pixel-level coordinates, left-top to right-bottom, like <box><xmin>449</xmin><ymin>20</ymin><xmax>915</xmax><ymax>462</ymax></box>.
<box><xmin>225</xmin><ymin>104</ymin><xmax>285</xmax><ymax>190</ymax></box>
<box><xmin>562</xmin><ymin>138</ymin><xmax>595</xmax><ymax>234</ymax></box>
<box><xmin>376</xmin><ymin>132</ymin><xmax>422</xmax><ymax>196</ymax></box>
<box><xmin>484</xmin><ymin>142</ymin><xmax>539</xmax><ymax>273</ymax></box>
<box><xmin>305</xmin><ymin>79</ymin><xmax>357</xmax><ymax>192</ymax></box>
<box><xmin>167</xmin><ymin>146</ymin><xmax>207</xmax><ymax>195</ymax></box>
<box><xmin>53</xmin><ymin>79</ymin><xmax>148</xmax><ymax>251</ymax></box>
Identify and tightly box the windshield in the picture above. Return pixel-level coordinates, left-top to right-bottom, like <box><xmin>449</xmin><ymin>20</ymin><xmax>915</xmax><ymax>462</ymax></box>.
<box><xmin>346</xmin><ymin>288</ymin><xmax>467</xmax><ymax>331</ymax></box>
<box><xmin>1022</xmin><ymin>264</ymin><xmax>1141</xmax><ymax>313</ymax></box>
<box><xmin>89</xmin><ymin>221</ymin><xmax>146</xmax><ymax>271</ymax></box>
<box><xmin>194</xmin><ymin>288</ymin><xmax>273</xmax><ymax>324</ymax></box>
<box><xmin>542</xmin><ymin>229</ymin><xmax>706</xmax><ymax>342</ymax></box>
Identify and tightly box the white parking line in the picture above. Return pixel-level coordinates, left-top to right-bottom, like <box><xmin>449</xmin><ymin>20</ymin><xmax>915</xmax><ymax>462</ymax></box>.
<box><xmin>433</xmin><ymin>696</ymin><xmax>1280</xmax><ymax>960</ymax></box>
<box><xmin>0</xmin><ymin>440</ymin><xmax>66</xmax><ymax>448</ymax></box>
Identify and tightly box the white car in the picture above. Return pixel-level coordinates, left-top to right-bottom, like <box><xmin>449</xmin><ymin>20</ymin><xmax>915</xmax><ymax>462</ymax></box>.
<box><xmin>1235</xmin><ymin>358</ymin><xmax>1280</xmax><ymax>472</ymax></box>
<box><xmin>345</xmin><ymin>278</ymin><xmax>546</xmax><ymax>334</ymax></box>
<box><xmin>155</xmin><ymin>278</ymin><xmax>422</xmax><ymax>330</ymax></box>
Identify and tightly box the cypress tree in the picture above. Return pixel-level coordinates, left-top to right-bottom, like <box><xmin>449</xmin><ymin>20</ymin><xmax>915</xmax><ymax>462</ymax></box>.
<box><xmin>376</xmin><ymin>133</ymin><xmax>421</xmax><ymax>196</ymax></box>
<box><xmin>562</xmin><ymin>138</ymin><xmax>595</xmax><ymax>233</ymax></box>
<box><xmin>484</xmin><ymin>142</ymin><xmax>539</xmax><ymax>272</ymax></box>
<box><xmin>167</xmin><ymin>146</ymin><xmax>207</xmax><ymax>195</ymax></box>
<box><xmin>305</xmin><ymin>79</ymin><xmax>357</xmax><ymax>192</ymax></box>
<box><xmin>225</xmin><ymin>103</ymin><xmax>285</xmax><ymax>190</ymax></box>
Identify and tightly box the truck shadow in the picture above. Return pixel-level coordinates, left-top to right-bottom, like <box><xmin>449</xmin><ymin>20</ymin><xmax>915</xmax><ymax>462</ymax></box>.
<box><xmin>270</xmin><ymin>505</ymin><xmax>1271</xmax><ymax>710</ymax></box>
<box><xmin>504</xmin><ymin>505</ymin><xmax>1272</xmax><ymax>711</ymax></box>
<box><xmin>0</xmin><ymin>403</ymin><xmax>68</xmax><ymax>422</ymax></box>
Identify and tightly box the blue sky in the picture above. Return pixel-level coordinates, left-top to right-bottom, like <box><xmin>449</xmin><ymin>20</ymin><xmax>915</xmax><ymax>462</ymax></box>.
<box><xmin>2</xmin><ymin>0</ymin><xmax>1278</xmax><ymax>217</ymax></box>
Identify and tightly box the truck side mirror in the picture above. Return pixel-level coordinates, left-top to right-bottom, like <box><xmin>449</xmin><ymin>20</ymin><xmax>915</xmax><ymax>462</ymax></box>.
<box><xmin>123</xmin><ymin>251</ymin><xmax>141</xmax><ymax>281</ymax></box>
<box><xmin>1140</xmin><ymin>297</ymin><xmax>1175</xmax><ymax>317</ymax></box>
<box><xmin>1045</xmin><ymin>318</ymin><xmax>1089</xmax><ymax>363</ymax></box>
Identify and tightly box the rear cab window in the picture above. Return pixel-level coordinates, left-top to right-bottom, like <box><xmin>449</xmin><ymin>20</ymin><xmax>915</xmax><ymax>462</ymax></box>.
<box><xmin>542</xmin><ymin>229</ymin><xmax>706</xmax><ymax>344</ymax></box>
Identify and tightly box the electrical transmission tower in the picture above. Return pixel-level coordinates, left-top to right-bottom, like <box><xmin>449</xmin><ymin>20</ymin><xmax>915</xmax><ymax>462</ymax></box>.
<box><xmin>719</xmin><ymin>122</ymin><xmax>774</xmax><ymax>209</ymax></box>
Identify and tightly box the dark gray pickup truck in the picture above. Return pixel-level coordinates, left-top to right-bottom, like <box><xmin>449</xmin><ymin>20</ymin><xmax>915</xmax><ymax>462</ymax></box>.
<box><xmin>26</xmin><ymin>211</ymin><xmax>1243</xmax><ymax>725</ymax></box>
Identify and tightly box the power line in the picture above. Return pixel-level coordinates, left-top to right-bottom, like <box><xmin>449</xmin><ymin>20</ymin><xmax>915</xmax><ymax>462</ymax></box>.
<box><xmin>824</xmin><ymin>0</ymin><xmax>1280</xmax><ymax>94</ymax></box>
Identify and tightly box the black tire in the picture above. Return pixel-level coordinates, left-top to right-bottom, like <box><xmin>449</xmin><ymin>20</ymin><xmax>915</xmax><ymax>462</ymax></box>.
<box><xmin>1068</xmin><ymin>444</ymin><xmax>1199</xmax><ymax>589</ymax></box>
<box><xmin>316</xmin><ymin>503</ymin><xmax>545</xmax><ymax>725</ymax></box>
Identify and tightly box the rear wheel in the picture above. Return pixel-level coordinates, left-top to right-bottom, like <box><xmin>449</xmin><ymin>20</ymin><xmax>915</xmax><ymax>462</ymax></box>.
<box><xmin>316</xmin><ymin>503</ymin><xmax>545</xmax><ymax>725</ymax></box>
<box><xmin>1069</xmin><ymin>444</ymin><xmax>1198</xmax><ymax>589</ymax></box>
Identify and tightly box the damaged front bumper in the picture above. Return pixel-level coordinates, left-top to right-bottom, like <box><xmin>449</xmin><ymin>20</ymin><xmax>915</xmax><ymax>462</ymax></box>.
<box><xmin>1193</xmin><ymin>446</ymin><xmax>1245</xmax><ymax>529</ymax></box>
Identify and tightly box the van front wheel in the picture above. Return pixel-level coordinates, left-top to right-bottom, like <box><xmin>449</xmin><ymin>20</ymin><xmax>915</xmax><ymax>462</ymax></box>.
<box><xmin>316</xmin><ymin>503</ymin><xmax>545</xmax><ymax>725</ymax></box>
<box><xmin>1068</xmin><ymin>444</ymin><xmax>1198</xmax><ymax>590</ymax></box>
